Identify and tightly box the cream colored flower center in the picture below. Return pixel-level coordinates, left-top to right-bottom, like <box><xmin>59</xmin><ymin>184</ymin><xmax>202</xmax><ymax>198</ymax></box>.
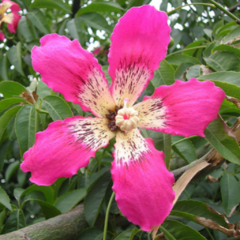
<box><xmin>115</xmin><ymin>98</ymin><xmax>139</xmax><ymax>132</ymax></box>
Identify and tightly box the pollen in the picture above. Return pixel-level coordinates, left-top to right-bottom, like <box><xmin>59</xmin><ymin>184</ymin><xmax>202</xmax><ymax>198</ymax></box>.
<box><xmin>115</xmin><ymin>98</ymin><xmax>139</xmax><ymax>132</ymax></box>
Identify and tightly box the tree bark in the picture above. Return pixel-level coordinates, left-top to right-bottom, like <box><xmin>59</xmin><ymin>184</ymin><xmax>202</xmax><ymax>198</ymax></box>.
<box><xmin>0</xmin><ymin>205</ymin><xmax>87</xmax><ymax>240</ymax></box>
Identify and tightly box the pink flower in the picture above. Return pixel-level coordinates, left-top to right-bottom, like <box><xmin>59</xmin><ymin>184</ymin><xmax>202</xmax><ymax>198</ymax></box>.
<box><xmin>20</xmin><ymin>6</ymin><xmax>225</xmax><ymax>231</ymax></box>
<box><xmin>0</xmin><ymin>0</ymin><xmax>21</xmax><ymax>40</ymax></box>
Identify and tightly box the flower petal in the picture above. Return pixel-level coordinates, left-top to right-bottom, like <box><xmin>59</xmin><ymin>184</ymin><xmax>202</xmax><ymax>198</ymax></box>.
<box><xmin>21</xmin><ymin>117</ymin><xmax>115</xmax><ymax>186</ymax></box>
<box><xmin>111</xmin><ymin>129</ymin><xmax>175</xmax><ymax>231</ymax></box>
<box><xmin>7</xmin><ymin>11</ymin><xmax>21</xmax><ymax>33</ymax></box>
<box><xmin>0</xmin><ymin>32</ymin><xmax>5</xmax><ymax>41</ymax></box>
<box><xmin>134</xmin><ymin>79</ymin><xmax>225</xmax><ymax>137</ymax></box>
<box><xmin>0</xmin><ymin>1</ymin><xmax>12</xmax><ymax>15</ymax></box>
<box><xmin>32</xmin><ymin>34</ymin><xmax>115</xmax><ymax>117</ymax></box>
<box><xmin>108</xmin><ymin>5</ymin><xmax>170</xmax><ymax>107</ymax></box>
<box><xmin>2</xmin><ymin>0</ymin><xmax>21</xmax><ymax>12</ymax></box>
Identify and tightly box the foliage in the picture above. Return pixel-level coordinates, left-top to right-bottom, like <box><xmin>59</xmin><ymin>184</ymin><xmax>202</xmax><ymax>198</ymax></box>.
<box><xmin>0</xmin><ymin>0</ymin><xmax>240</xmax><ymax>239</ymax></box>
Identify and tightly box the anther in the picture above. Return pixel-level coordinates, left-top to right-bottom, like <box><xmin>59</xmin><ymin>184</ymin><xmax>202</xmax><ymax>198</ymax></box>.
<box><xmin>115</xmin><ymin>98</ymin><xmax>139</xmax><ymax>132</ymax></box>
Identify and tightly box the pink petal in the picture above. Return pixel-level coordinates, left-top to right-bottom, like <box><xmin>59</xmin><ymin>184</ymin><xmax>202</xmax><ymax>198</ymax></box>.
<box><xmin>2</xmin><ymin>0</ymin><xmax>21</xmax><ymax>12</ymax></box>
<box><xmin>111</xmin><ymin>129</ymin><xmax>175</xmax><ymax>231</ymax></box>
<box><xmin>32</xmin><ymin>34</ymin><xmax>115</xmax><ymax>118</ymax></box>
<box><xmin>21</xmin><ymin>117</ymin><xmax>115</xmax><ymax>186</ymax></box>
<box><xmin>7</xmin><ymin>11</ymin><xmax>21</xmax><ymax>33</ymax></box>
<box><xmin>0</xmin><ymin>32</ymin><xmax>5</xmax><ymax>41</ymax></box>
<box><xmin>134</xmin><ymin>79</ymin><xmax>225</xmax><ymax>137</ymax></box>
<box><xmin>108</xmin><ymin>5</ymin><xmax>171</xmax><ymax>107</ymax></box>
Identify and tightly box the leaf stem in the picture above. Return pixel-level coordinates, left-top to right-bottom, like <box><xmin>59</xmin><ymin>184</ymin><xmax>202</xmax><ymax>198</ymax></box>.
<box><xmin>35</xmin><ymin>108</ymin><xmax>49</xmax><ymax>114</ymax></box>
<box><xmin>167</xmin><ymin>3</ymin><xmax>215</xmax><ymax>15</ymax></box>
<box><xmin>208</xmin><ymin>0</ymin><xmax>240</xmax><ymax>21</ymax></box>
<box><xmin>103</xmin><ymin>192</ymin><xmax>115</xmax><ymax>240</ymax></box>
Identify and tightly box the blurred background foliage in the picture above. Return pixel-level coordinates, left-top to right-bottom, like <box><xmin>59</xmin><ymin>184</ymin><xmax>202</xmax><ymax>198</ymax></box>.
<box><xmin>1</xmin><ymin>0</ymin><xmax>240</xmax><ymax>239</ymax></box>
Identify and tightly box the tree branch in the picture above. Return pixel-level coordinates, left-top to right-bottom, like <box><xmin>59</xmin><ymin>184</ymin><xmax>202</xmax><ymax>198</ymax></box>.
<box><xmin>0</xmin><ymin>205</ymin><xmax>87</xmax><ymax>240</ymax></box>
<box><xmin>71</xmin><ymin>0</ymin><xmax>81</xmax><ymax>18</ymax></box>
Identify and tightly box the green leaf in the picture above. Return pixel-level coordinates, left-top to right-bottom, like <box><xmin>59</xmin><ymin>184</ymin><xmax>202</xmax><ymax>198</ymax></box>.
<box><xmin>212</xmin><ymin>44</ymin><xmax>240</xmax><ymax>58</ymax></box>
<box><xmin>58</xmin><ymin>19</ymin><xmax>69</xmax><ymax>35</ymax></box>
<box><xmin>15</xmin><ymin>105</ymin><xmax>40</xmax><ymax>157</ymax></box>
<box><xmin>5</xmin><ymin>161</ymin><xmax>20</xmax><ymax>183</ymax></box>
<box><xmin>114</xmin><ymin>228</ymin><xmax>140</xmax><ymax>240</ymax></box>
<box><xmin>165</xmin><ymin>55</ymin><xmax>201</xmax><ymax>66</ymax></box>
<box><xmin>79</xmin><ymin>13</ymin><xmax>111</xmax><ymax>33</ymax></box>
<box><xmin>0</xmin><ymin>188</ymin><xmax>12</xmax><ymax>211</ymax></box>
<box><xmin>0</xmin><ymin>98</ymin><xmax>28</xmax><ymax>114</ymax></box>
<box><xmin>171</xmin><ymin>200</ymin><xmax>228</xmax><ymax>227</ymax></box>
<box><xmin>21</xmin><ymin>185</ymin><xmax>55</xmax><ymax>204</ymax></box>
<box><xmin>85</xmin><ymin>166</ymin><xmax>110</xmax><ymax>191</ymax></box>
<box><xmin>23</xmin><ymin>191</ymin><xmax>61</xmax><ymax>219</ymax></box>
<box><xmin>67</xmin><ymin>18</ymin><xmax>82</xmax><ymax>42</ymax></box>
<box><xmin>159</xmin><ymin>226</ymin><xmax>175</xmax><ymax>240</ymax></box>
<box><xmin>55</xmin><ymin>188</ymin><xmax>86</xmax><ymax>213</ymax></box>
<box><xmin>161</xmin><ymin>220</ymin><xmax>206</xmax><ymax>240</ymax></box>
<box><xmin>163</xmin><ymin>134</ymin><xmax>172</xmax><ymax>169</ymax></box>
<box><xmin>30</xmin><ymin>0</ymin><xmax>71</xmax><ymax>13</ymax></box>
<box><xmin>183</xmin><ymin>39</ymin><xmax>206</xmax><ymax>56</ymax></box>
<box><xmin>13</xmin><ymin>188</ymin><xmax>25</xmax><ymax>201</ymax></box>
<box><xmin>0</xmin><ymin>54</ymin><xmax>9</xmax><ymax>80</ymax></box>
<box><xmin>7</xmin><ymin>42</ymin><xmax>24</xmax><ymax>76</ymax></box>
<box><xmin>37</xmin><ymin>80</ymin><xmax>52</xmax><ymax>98</ymax></box>
<box><xmin>76</xmin><ymin>2</ymin><xmax>123</xmax><ymax>16</ymax></box>
<box><xmin>36</xmin><ymin>200</ymin><xmax>61</xmax><ymax>219</ymax></box>
<box><xmin>18</xmin><ymin>16</ymin><xmax>35</xmax><ymax>42</ymax></box>
<box><xmin>0</xmin><ymin>81</ymin><xmax>26</xmax><ymax>98</ymax></box>
<box><xmin>84</xmin><ymin>172</ymin><xmax>111</xmax><ymax>226</ymax></box>
<box><xmin>212</xmin><ymin>19</ymin><xmax>224</xmax><ymax>36</ymax></box>
<box><xmin>222</xmin><ymin>25</ymin><xmax>240</xmax><ymax>44</ymax></box>
<box><xmin>198</xmin><ymin>72</ymin><xmax>240</xmax><ymax>100</ymax></box>
<box><xmin>2</xmin><ymin>209</ymin><xmax>26</xmax><ymax>234</ymax></box>
<box><xmin>127</xmin><ymin>0</ymin><xmax>151</xmax><ymax>8</ymax></box>
<box><xmin>0</xmin><ymin>142</ymin><xmax>11</xmax><ymax>172</ymax></box>
<box><xmin>0</xmin><ymin>105</ymin><xmax>22</xmax><ymax>141</ymax></box>
<box><xmin>172</xmin><ymin>136</ymin><xmax>196</xmax><ymax>164</ymax></box>
<box><xmin>43</xmin><ymin>95</ymin><xmax>73</xmax><ymax>121</ymax></box>
<box><xmin>75</xmin><ymin>227</ymin><xmax>103</xmax><ymax>240</ymax></box>
<box><xmin>204</xmin><ymin>52</ymin><xmax>240</xmax><ymax>72</ymax></box>
<box><xmin>220</xmin><ymin>174</ymin><xmax>240</xmax><ymax>216</ymax></box>
<box><xmin>0</xmin><ymin>208</ymin><xmax>7</xmax><ymax>233</ymax></box>
<box><xmin>186</xmin><ymin>65</ymin><xmax>202</xmax><ymax>80</ymax></box>
<box><xmin>174</xmin><ymin>62</ymin><xmax>194</xmax><ymax>80</ymax></box>
<box><xmin>27</xmin><ymin>9</ymin><xmax>50</xmax><ymax>34</ymax></box>
<box><xmin>204</xmin><ymin>118</ymin><xmax>240</xmax><ymax>165</ymax></box>
<box><xmin>151</xmin><ymin>60</ymin><xmax>175</xmax><ymax>87</ymax></box>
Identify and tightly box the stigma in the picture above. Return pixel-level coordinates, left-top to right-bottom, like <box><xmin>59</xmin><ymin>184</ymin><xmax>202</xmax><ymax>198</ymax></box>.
<box><xmin>115</xmin><ymin>98</ymin><xmax>139</xmax><ymax>132</ymax></box>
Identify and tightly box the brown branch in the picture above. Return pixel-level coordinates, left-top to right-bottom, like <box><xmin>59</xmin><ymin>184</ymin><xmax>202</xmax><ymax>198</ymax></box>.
<box><xmin>0</xmin><ymin>205</ymin><xmax>87</xmax><ymax>240</ymax></box>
